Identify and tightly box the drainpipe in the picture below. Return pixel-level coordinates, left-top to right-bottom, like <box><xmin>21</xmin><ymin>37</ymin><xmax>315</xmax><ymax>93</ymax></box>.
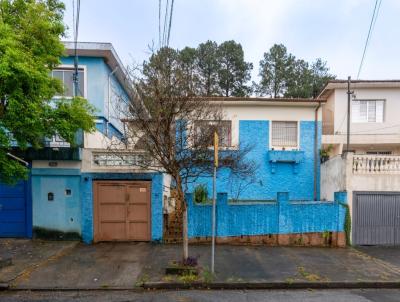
<box><xmin>314</xmin><ymin>102</ymin><xmax>322</xmax><ymax>201</ymax></box>
<box><xmin>107</xmin><ymin>67</ymin><xmax>119</xmax><ymax>137</ymax></box>
<box><xmin>7</xmin><ymin>153</ymin><xmax>29</xmax><ymax>166</ymax></box>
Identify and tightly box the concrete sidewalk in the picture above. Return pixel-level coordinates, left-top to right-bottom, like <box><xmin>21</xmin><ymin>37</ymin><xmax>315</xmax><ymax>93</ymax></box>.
<box><xmin>139</xmin><ymin>244</ymin><xmax>400</xmax><ymax>289</ymax></box>
<box><xmin>1</xmin><ymin>239</ymin><xmax>400</xmax><ymax>290</ymax></box>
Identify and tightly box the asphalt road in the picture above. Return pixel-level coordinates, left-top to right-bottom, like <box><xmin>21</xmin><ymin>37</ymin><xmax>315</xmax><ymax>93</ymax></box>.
<box><xmin>1</xmin><ymin>289</ymin><xmax>400</xmax><ymax>302</ymax></box>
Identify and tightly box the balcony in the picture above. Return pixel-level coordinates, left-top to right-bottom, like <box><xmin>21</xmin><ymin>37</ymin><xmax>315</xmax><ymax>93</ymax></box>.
<box><xmin>321</xmin><ymin>153</ymin><xmax>400</xmax><ymax>202</ymax></box>
<box><xmin>353</xmin><ymin>155</ymin><xmax>400</xmax><ymax>174</ymax></box>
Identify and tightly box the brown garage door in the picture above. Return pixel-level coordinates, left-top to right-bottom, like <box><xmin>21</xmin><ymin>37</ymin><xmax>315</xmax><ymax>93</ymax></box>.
<box><xmin>93</xmin><ymin>181</ymin><xmax>151</xmax><ymax>242</ymax></box>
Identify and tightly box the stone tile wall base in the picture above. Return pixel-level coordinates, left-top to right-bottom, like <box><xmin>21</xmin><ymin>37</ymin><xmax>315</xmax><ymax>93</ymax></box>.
<box><xmin>187</xmin><ymin>232</ymin><xmax>346</xmax><ymax>247</ymax></box>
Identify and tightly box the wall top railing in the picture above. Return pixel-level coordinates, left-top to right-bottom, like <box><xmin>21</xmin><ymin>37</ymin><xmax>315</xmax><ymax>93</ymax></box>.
<box><xmin>353</xmin><ymin>154</ymin><xmax>400</xmax><ymax>174</ymax></box>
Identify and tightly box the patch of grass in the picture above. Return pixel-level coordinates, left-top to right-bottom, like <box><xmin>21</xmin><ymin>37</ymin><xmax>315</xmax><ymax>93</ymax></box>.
<box><xmin>285</xmin><ymin>277</ymin><xmax>294</xmax><ymax>284</ymax></box>
<box><xmin>201</xmin><ymin>267</ymin><xmax>215</xmax><ymax>283</ymax></box>
<box><xmin>162</xmin><ymin>275</ymin><xmax>175</xmax><ymax>282</ymax></box>
<box><xmin>297</xmin><ymin>266</ymin><xmax>329</xmax><ymax>282</ymax></box>
<box><xmin>135</xmin><ymin>273</ymin><xmax>150</xmax><ymax>287</ymax></box>
<box><xmin>178</xmin><ymin>272</ymin><xmax>199</xmax><ymax>284</ymax></box>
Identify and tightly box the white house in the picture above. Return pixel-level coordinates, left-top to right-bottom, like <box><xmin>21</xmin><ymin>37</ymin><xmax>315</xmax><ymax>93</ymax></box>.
<box><xmin>319</xmin><ymin>80</ymin><xmax>400</xmax><ymax>246</ymax></box>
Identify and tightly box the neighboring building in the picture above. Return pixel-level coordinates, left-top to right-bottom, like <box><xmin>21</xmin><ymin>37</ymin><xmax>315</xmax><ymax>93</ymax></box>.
<box><xmin>320</xmin><ymin>80</ymin><xmax>400</xmax><ymax>246</ymax></box>
<box><xmin>0</xmin><ymin>42</ymin><xmax>165</xmax><ymax>242</ymax></box>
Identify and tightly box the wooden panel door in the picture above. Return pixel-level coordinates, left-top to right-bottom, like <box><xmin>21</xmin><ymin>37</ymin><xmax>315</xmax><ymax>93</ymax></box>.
<box><xmin>93</xmin><ymin>181</ymin><xmax>151</xmax><ymax>242</ymax></box>
<box><xmin>127</xmin><ymin>183</ymin><xmax>151</xmax><ymax>241</ymax></box>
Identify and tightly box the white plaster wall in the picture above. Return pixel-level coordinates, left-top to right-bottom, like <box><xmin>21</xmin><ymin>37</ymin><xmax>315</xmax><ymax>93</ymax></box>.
<box><xmin>332</xmin><ymin>88</ymin><xmax>400</xmax><ymax>135</ymax></box>
<box><xmin>84</xmin><ymin>130</ymin><xmax>126</xmax><ymax>150</ymax></box>
<box><xmin>222</xmin><ymin>104</ymin><xmax>321</xmax><ymax>148</ymax></box>
<box><xmin>320</xmin><ymin>155</ymin><xmax>346</xmax><ymax>201</ymax></box>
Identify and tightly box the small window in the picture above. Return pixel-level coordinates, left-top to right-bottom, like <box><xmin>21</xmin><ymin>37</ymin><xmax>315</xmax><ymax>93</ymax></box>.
<box><xmin>194</xmin><ymin>120</ymin><xmax>232</xmax><ymax>147</ymax></box>
<box><xmin>352</xmin><ymin>100</ymin><xmax>384</xmax><ymax>123</ymax></box>
<box><xmin>52</xmin><ymin>68</ymin><xmax>85</xmax><ymax>97</ymax></box>
<box><xmin>271</xmin><ymin>121</ymin><xmax>298</xmax><ymax>149</ymax></box>
<box><xmin>65</xmin><ymin>189</ymin><xmax>72</xmax><ymax>196</ymax></box>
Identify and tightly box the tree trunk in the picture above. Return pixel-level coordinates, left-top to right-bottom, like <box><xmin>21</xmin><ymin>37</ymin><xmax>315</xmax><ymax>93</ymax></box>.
<box><xmin>175</xmin><ymin>175</ymin><xmax>189</xmax><ymax>260</ymax></box>
<box><xmin>182</xmin><ymin>202</ymin><xmax>189</xmax><ymax>260</ymax></box>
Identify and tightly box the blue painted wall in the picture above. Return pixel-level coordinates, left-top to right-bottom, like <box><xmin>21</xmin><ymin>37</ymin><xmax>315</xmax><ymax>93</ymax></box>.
<box><xmin>80</xmin><ymin>172</ymin><xmax>163</xmax><ymax>243</ymax></box>
<box><xmin>187</xmin><ymin>191</ymin><xmax>347</xmax><ymax>238</ymax></box>
<box><xmin>31</xmin><ymin>168</ymin><xmax>81</xmax><ymax>235</ymax></box>
<box><xmin>187</xmin><ymin>120</ymin><xmax>321</xmax><ymax>201</ymax></box>
<box><xmin>60</xmin><ymin>56</ymin><xmax>129</xmax><ymax>133</ymax></box>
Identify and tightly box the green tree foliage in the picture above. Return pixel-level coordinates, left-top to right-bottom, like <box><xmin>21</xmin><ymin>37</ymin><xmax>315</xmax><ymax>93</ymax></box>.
<box><xmin>196</xmin><ymin>40</ymin><xmax>220</xmax><ymax>96</ymax></box>
<box><xmin>257</xmin><ymin>44</ymin><xmax>295</xmax><ymax>97</ymax></box>
<box><xmin>257</xmin><ymin>44</ymin><xmax>335</xmax><ymax>98</ymax></box>
<box><xmin>0</xmin><ymin>0</ymin><xmax>96</xmax><ymax>184</ymax></box>
<box><xmin>217</xmin><ymin>40</ymin><xmax>253</xmax><ymax>97</ymax></box>
<box><xmin>173</xmin><ymin>40</ymin><xmax>253</xmax><ymax>97</ymax></box>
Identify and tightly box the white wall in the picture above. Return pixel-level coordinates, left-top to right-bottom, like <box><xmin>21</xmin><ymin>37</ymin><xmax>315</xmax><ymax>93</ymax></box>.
<box><xmin>332</xmin><ymin>88</ymin><xmax>400</xmax><ymax>135</ymax></box>
<box><xmin>321</xmin><ymin>155</ymin><xmax>346</xmax><ymax>201</ymax></box>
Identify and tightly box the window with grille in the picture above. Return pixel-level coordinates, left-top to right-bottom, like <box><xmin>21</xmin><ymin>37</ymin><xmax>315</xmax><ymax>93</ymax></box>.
<box><xmin>271</xmin><ymin>121</ymin><xmax>298</xmax><ymax>149</ymax></box>
<box><xmin>52</xmin><ymin>68</ymin><xmax>85</xmax><ymax>97</ymax></box>
<box><xmin>194</xmin><ymin>120</ymin><xmax>232</xmax><ymax>147</ymax></box>
<box><xmin>352</xmin><ymin>100</ymin><xmax>384</xmax><ymax>123</ymax></box>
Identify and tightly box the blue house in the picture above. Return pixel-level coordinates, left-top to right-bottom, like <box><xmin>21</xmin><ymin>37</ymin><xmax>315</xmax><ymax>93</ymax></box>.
<box><xmin>181</xmin><ymin>98</ymin><xmax>346</xmax><ymax>246</ymax></box>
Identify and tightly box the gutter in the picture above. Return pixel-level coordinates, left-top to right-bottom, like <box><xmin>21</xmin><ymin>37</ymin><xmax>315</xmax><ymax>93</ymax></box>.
<box><xmin>107</xmin><ymin>67</ymin><xmax>119</xmax><ymax>136</ymax></box>
<box><xmin>314</xmin><ymin>102</ymin><xmax>322</xmax><ymax>200</ymax></box>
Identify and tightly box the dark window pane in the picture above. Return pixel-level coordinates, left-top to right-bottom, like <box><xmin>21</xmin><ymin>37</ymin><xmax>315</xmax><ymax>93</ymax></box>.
<box><xmin>63</xmin><ymin>70</ymin><xmax>74</xmax><ymax>97</ymax></box>
<box><xmin>78</xmin><ymin>70</ymin><xmax>84</xmax><ymax>97</ymax></box>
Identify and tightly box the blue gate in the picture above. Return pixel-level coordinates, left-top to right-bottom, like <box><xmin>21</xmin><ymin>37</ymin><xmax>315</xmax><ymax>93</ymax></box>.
<box><xmin>0</xmin><ymin>179</ymin><xmax>32</xmax><ymax>237</ymax></box>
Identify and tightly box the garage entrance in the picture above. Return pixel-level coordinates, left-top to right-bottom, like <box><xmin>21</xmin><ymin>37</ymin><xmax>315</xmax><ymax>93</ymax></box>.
<box><xmin>353</xmin><ymin>192</ymin><xmax>400</xmax><ymax>245</ymax></box>
<box><xmin>0</xmin><ymin>180</ymin><xmax>31</xmax><ymax>237</ymax></box>
<box><xmin>93</xmin><ymin>181</ymin><xmax>151</xmax><ymax>242</ymax></box>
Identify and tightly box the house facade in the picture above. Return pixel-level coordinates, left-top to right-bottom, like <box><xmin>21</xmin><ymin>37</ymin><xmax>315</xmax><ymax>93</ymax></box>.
<box><xmin>320</xmin><ymin>80</ymin><xmax>400</xmax><ymax>245</ymax></box>
<box><xmin>183</xmin><ymin>98</ymin><xmax>346</xmax><ymax>246</ymax></box>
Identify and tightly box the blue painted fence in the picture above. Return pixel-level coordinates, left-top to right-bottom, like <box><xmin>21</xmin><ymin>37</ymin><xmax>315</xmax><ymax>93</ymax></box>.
<box><xmin>187</xmin><ymin>192</ymin><xmax>347</xmax><ymax>238</ymax></box>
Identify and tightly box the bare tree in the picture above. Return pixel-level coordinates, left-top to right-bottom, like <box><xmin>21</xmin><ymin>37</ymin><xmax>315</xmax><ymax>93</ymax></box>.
<box><xmin>111</xmin><ymin>47</ymin><xmax>255</xmax><ymax>260</ymax></box>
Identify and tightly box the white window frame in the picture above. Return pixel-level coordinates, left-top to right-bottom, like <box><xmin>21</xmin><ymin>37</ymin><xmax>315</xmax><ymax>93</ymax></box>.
<box><xmin>193</xmin><ymin>120</ymin><xmax>233</xmax><ymax>148</ymax></box>
<box><xmin>351</xmin><ymin>99</ymin><xmax>385</xmax><ymax>124</ymax></box>
<box><xmin>52</xmin><ymin>64</ymin><xmax>88</xmax><ymax>99</ymax></box>
<box><xmin>269</xmin><ymin>120</ymin><xmax>300</xmax><ymax>151</ymax></box>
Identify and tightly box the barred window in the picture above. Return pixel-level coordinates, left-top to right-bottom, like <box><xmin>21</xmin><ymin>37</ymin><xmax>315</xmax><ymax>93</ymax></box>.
<box><xmin>271</xmin><ymin>121</ymin><xmax>298</xmax><ymax>148</ymax></box>
<box><xmin>194</xmin><ymin>120</ymin><xmax>232</xmax><ymax>147</ymax></box>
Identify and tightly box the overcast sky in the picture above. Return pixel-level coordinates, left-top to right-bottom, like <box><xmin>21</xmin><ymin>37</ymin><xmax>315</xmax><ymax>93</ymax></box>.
<box><xmin>62</xmin><ymin>0</ymin><xmax>400</xmax><ymax>81</ymax></box>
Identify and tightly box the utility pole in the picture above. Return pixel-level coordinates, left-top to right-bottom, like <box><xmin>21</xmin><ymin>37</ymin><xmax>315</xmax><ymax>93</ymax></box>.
<box><xmin>211</xmin><ymin>132</ymin><xmax>218</xmax><ymax>274</ymax></box>
<box><xmin>346</xmin><ymin>76</ymin><xmax>351</xmax><ymax>153</ymax></box>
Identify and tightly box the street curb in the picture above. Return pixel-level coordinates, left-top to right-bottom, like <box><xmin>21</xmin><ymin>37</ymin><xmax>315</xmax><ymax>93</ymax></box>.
<box><xmin>142</xmin><ymin>281</ymin><xmax>400</xmax><ymax>290</ymax></box>
<box><xmin>3</xmin><ymin>281</ymin><xmax>400</xmax><ymax>291</ymax></box>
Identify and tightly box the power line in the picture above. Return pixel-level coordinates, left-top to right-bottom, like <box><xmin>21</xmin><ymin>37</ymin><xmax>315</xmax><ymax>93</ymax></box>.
<box><xmin>166</xmin><ymin>0</ymin><xmax>175</xmax><ymax>46</ymax></box>
<box><xmin>158</xmin><ymin>0</ymin><xmax>161</xmax><ymax>48</ymax></box>
<box><xmin>72</xmin><ymin>0</ymin><xmax>81</xmax><ymax>97</ymax></box>
<box><xmin>162</xmin><ymin>0</ymin><xmax>169</xmax><ymax>47</ymax></box>
<box><xmin>357</xmin><ymin>0</ymin><xmax>382</xmax><ymax>79</ymax></box>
